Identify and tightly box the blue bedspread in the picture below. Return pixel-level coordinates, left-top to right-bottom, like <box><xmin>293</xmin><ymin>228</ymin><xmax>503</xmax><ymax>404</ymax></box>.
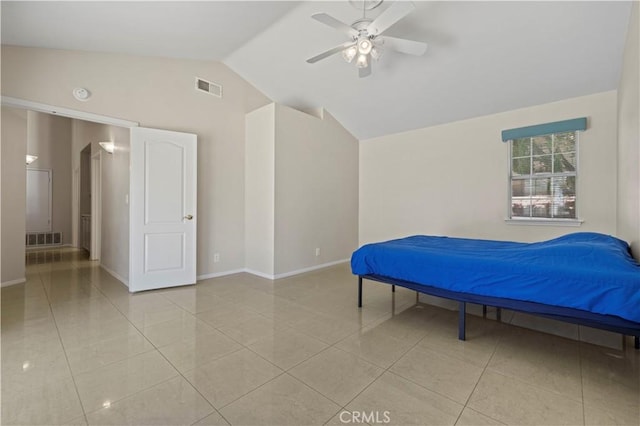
<box><xmin>351</xmin><ymin>232</ymin><xmax>640</xmax><ymax>323</ymax></box>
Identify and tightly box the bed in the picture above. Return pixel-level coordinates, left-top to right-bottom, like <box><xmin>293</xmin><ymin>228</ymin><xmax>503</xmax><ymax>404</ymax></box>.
<box><xmin>351</xmin><ymin>232</ymin><xmax>640</xmax><ymax>348</ymax></box>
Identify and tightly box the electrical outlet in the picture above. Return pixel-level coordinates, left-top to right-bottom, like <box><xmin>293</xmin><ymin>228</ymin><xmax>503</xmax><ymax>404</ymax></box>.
<box><xmin>213</xmin><ymin>253</ymin><xmax>220</xmax><ymax>263</ymax></box>
<box><xmin>315</xmin><ymin>248</ymin><xmax>320</xmax><ymax>257</ymax></box>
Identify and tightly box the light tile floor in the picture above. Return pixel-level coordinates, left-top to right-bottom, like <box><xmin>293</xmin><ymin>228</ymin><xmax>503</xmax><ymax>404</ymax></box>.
<box><xmin>2</xmin><ymin>248</ymin><xmax>639</xmax><ymax>425</ymax></box>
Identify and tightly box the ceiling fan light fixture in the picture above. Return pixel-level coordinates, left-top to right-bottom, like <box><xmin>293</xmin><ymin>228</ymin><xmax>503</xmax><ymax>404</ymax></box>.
<box><xmin>358</xmin><ymin>39</ymin><xmax>373</xmax><ymax>55</ymax></box>
<box><xmin>342</xmin><ymin>46</ymin><xmax>358</xmax><ymax>63</ymax></box>
<box><xmin>371</xmin><ymin>46</ymin><xmax>383</xmax><ymax>60</ymax></box>
<box><xmin>356</xmin><ymin>53</ymin><xmax>369</xmax><ymax>68</ymax></box>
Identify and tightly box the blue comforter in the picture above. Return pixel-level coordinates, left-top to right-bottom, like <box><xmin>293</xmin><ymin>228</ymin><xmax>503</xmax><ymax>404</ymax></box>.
<box><xmin>351</xmin><ymin>232</ymin><xmax>640</xmax><ymax>323</ymax></box>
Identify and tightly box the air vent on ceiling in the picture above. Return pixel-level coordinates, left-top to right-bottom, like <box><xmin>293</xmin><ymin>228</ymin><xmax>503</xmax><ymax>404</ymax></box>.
<box><xmin>195</xmin><ymin>77</ymin><xmax>222</xmax><ymax>98</ymax></box>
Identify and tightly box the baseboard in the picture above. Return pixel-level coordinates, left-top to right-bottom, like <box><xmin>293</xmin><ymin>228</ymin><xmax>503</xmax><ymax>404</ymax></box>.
<box><xmin>100</xmin><ymin>264</ymin><xmax>129</xmax><ymax>287</ymax></box>
<box><xmin>197</xmin><ymin>268</ymin><xmax>246</xmax><ymax>281</ymax></box>
<box><xmin>245</xmin><ymin>259</ymin><xmax>350</xmax><ymax>280</ymax></box>
<box><xmin>25</xmin><ymin>243</ymin><xmax>74</xmax><ymax>252</ymax></box>
<box><xmin>1</xmin><ymin>277</ymin><xmax>27</xmax><ymax>287</ymax></box>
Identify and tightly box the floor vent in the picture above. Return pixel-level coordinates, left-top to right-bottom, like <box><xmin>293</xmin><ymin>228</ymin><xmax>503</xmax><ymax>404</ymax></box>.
<box><xmin>26</xmin><ymin>232</ymin><xmax>62</xmax><ymax>247</ymax></box>
<box><xmin>195</xmin><ymin>77</ymin><xmax>222</xmax><ymax>98</ymax></box>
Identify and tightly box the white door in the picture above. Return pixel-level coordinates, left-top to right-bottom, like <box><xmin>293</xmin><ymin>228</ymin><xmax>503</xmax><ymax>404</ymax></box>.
<box><xmin>26</xmin><ymin>169</ymin><xmax>52</xmax><ymax>232</ymax></box>
<box><xmin>129</xmin><ymin>127</ymin><xmax>197</xmax><ymax>292</ymax></box>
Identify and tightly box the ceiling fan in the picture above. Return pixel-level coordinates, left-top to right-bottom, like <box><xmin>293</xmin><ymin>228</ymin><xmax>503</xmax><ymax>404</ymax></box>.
<box><xmin>306</xmin><ymin>0</ymin><xmax>427</xmax><ymax>78</ymax></box>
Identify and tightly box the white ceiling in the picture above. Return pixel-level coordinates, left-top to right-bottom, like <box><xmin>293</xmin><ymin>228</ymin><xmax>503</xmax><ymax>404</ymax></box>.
<box><xmin>1</xmin><ymin>1</ymin><xmax>633</xmax><ymax>140</ymax></box>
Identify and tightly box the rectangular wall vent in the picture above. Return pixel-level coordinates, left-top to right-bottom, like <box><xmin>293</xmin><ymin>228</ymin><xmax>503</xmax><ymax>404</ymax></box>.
<box><xmin>26</xmin><ymin>232</ymin><xmax>62</xmax><ymax>248</ymax></box>
<box><xmin>195</xmin><ymin>77</ymin><xmax>222</xmax><ymax>98</ymax></box>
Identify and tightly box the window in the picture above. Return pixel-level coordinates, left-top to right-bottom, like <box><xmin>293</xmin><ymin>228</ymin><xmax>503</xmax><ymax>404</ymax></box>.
<box><xmin>501</xmin><ymin>117</ymin><xmax>586</xmax><ymax>223</ymax></box>
<box><xmin>510</xmin><ymin>132</ymin><xmax>577</xmax><ymax>220</ymax></box>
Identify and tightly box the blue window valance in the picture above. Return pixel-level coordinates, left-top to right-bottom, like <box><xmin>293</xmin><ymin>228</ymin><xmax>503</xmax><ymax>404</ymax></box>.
<box><xmin>501</xmin><ymin>117</ymin><xmax>587</xmax><ymax>142</ymax></box>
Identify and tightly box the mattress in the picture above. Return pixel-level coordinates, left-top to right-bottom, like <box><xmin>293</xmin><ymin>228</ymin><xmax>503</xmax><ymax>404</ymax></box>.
<box><xmin>351</xmin><ymin>232</ymin><xmax>640</xmax><ymax>323</ymax></box>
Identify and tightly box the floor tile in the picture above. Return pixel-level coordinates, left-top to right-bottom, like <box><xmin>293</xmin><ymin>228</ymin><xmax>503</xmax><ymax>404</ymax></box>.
<box><xmin>467</xmin><ymin>370</ymin><xmax>583</xmax><ymax>425</ymax></box>
<box><xmin>74</xmin><ymin>350</ymin><xmax>179</xmax><ymax>412</ymax></box>
<box><xmin>196</xmin><ymin>302</ymin><xmax>263</xmax><ymax>329</ymax></box>
<box><xmin>158</xmin><ymin>329</ymin><xmax>242</xmax><ymax>373</ymax></box>
<box><xmin>141</xmin><ymin>314</ymin><xmax>216</xmax><ymax>347</ymax></box>
<box><xmin>65</xmin><ymin>331</ymin><xmax>155</xmax><ymax>375</ymax></box>
<box><xmin>220</xmin><ymin>374</ymin><xmax>341</xmax><ymax>425</ymax></box>
<box><xmin>455</xmin><ymin>408</ymin><xmax>505</xmax><ymax>425</ymax></box>
<box><xmin>85</xmin><ymin>376</ymin><xmax>213</xmax><ymax>425</ymax></box>
<box><xmin>289</xmin><ymin>346</ymin><xmax>384</xmax><ymax>405</ymax></box>
<box><xmin>345</xmin><ymin>372</ymin><xmax>463</xmax><ymax>426</ymax></box>
<box><xmin>183</xmin><ymin>348</ymin><xmax>283</xmax><ymax>408</ymax></box>
<box><xmin>1</xmin><ymin>376</ymin><xmax>84</xmax><ymax>425</ymax></box>
<box><xmin>390</xmin><ymin>345</ymin><xmax>484</xmax><ymax>404</ymax></box>
<box><xmin>248</xmin><ymin>328</ymin><xmax>329</xmax><ymax>370</ymax></box>
<box><xmin>336</xmin><ymin>326</ymin><xmax>421</xmax><ymax>369</ymax></box>
<box><xmin>487</xmin><ymin>328</ymin><xmax>582</xmax><ymax>399</ymax></box>
<box><xmin>217</xmin><ymin>315</ymin><xmax>291</xmax><ymax>346</ymax></box>
<box><xmin>192</xmin><ymin>410</ymin><xmax>230</xmax><ymax>425</ymax></box>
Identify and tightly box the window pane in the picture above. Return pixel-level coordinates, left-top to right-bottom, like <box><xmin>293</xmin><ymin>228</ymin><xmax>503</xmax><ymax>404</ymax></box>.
<box><xmin>532</xmin><ymin>135</ymin><xmax>552</xmax><ymax>155</ymax></box>
<box><xmin>531</xmin><ymin>196</ymin><xmax>552</xmax><ymax>217</ymax></box>
<box><xmin>532</xmin><ymin>177</ymin><xmax>551</xmax><ymax>196</ymax></box>
<box><xmin>512</xmin><ymin>179</ymin><xmax>531</xmax><ymax>217</ymax></box>
<box><xmin>511</xmin><ymin>202</ymin><xmax>531</xmax><ymax>218</ymax></box>
<box><xmin>532</xmin><ymin>155</ymin><xmax>552</xmax><ymax>174</ymax></box>
<box><xmin>550</xmin><ymin>176</ymin><xmax>576</xmax><ymax>218</ymax></box>
<box><xmin>554</xmin><ymin>152</ymin><xmax>576</xmax><ymax>173</ymax></box>
<box><xmin>554</xmin><ymin>132</ymin><xmax>576</xmax><ymax>153</ymax></box>
<box><xmin>511</xmin><ymin>179</ymin><xmax>529</xmax><ymax>197</ymax></box>
<box><xmin>512</xmin><ymin>138</ymin><xmax>531</xmax><ymax>156</ymax></box>
<box><xmin>512</xmin><ymin>158</ymin><xmax>530</xmax><ymax>176</ymax></box>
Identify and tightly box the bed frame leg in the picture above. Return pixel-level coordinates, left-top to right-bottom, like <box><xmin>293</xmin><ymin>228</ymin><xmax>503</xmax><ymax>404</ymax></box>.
<box><xmin>635</xmin><ymin>336</ymin><xmax>639</xmax><ymax>350</ymax></box>
<box><xmin>482</xmin><ymin>305</ymin><xmax>487</xmax><ymax>318</ymax></box>
<box><xmin>496</xmin><ymin>308</ymin><xmax>502</xmax><ymax>322</ymax></box>
<box><xmin>392</xmin><ymin>285</ymin><xmax>395</xmax><ymax>292</ymax></box>
<box><xmin>458</xmin><ymin>302</ymin><xmax>466</xmax><ymax>341</ymax></box>
<box><xmin>358</xmin><ymin>277</ymin><xmax>363</xmax><ymax>308</ymax></box>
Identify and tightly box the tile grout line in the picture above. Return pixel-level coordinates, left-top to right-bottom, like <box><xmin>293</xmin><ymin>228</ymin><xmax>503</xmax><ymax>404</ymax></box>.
<box><xmin>40</xmin><ymin>267</ymin><xmax>91</xmax><ymax>426</ymax></box>
<box><xmin>454</xmin><ymin>317</ymin><xmax>506</xmax><ymax>426</ymax></box>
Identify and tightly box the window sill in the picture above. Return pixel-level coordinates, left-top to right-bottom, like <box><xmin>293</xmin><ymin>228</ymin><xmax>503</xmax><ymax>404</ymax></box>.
<box><xmin>504</xmin><ymin>218</ymin><xmax>583</xmax><ymax>227</ymax></box>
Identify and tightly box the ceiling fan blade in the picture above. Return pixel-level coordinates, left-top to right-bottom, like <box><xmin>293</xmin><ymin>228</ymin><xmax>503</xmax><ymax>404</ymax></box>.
<box><xmin>306</xmin><ymin>41</ymin><xmax>356</xmax><ymax>64</ymax></box>
<box><xmin>366</xmin><ymin>1</ymin><xmax>415</xmax><ymax>36</ymax></box>
<box><xmin>359</xmin><ymin>63</ymin><xmax>371</xmax><ymax>78</ymax></box>
<box><xmin>312</xmin><ymin>13</ymin><xmax>359</xmax><ymax>38</ymax></box>
<box><xmin>383</xmin><ymin>36</ymin><xmax>427</xmax><ymax>56</ymax></box>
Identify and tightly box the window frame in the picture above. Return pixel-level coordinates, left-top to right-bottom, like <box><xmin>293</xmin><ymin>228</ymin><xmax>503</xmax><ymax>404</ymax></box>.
<box><xmin>506</xmin><ymin>130</ymin><xmax>583</xmax><ymax>226</ymax></box>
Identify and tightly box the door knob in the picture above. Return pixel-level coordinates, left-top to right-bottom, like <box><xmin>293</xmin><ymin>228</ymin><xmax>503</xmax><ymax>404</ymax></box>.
<box><xmin>184</xmin><ymin>215</ymin><xmax>193</xmax><ymax>220</ymax></box>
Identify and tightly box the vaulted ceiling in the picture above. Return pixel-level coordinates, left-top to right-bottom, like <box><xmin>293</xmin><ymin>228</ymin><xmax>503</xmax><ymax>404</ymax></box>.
<box><xmin>1</xmin><ymin>1</ymin><xmax>633</xmax><ymax>139</ymax></box>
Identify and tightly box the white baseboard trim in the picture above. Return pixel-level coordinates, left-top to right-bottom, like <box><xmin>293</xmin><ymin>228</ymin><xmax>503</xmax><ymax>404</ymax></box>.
<box><xmin>246</xmin><ymin>259</ymin><xmax>350</xmax><ymax>280</ymax></box>
<box><xmin>197</xmin><ymin>269</ymin><xmax>246</xmax><ymax>281</ymax></box>
<box><xmin>26</xmin><ymin>243</ymin><xmax>74</xmax><ymax>252</ymax></box>
<box><xmin>1</xmin><ymin>277</ymin><xmax>27</xmax><ymax>287</ymax></box>
<box><xmin>100</xmin><ymin>264</ymin><xmax>129</xmax><ymax>287</ymax></box>
<box><xmin>243</xmin><ymin>269</ymin><xmax>275</xmax><ymax>280</ymax></box>
<box><xmin>194</xmin><ymin>260</ymin><xmax>350</xmax><ymax>283</ymax></box>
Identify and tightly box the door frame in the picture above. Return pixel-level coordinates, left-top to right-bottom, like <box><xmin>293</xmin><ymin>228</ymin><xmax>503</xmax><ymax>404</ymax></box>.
<box><xmin>90</xmin><ymin>151</ymin><xmax>102</xmax><ymax>261</ymax></box>
<box><xmin>1</xmin><ymin>96</ymin><xmax>139</xmax><ymax>253</ymax></box>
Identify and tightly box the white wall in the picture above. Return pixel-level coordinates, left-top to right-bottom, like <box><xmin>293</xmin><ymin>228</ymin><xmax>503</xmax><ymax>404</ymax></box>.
<box><xmin>71</xmin><ymin>119</ymin><xmax>130</xmax><ymax>282</ymax></box>
<box><xmin>274</xmin><ymin>105</ymin><xmax>359</xmax><ymax>275</ymax></box>
<box><xmin>360</xmin><ymin>91</ymin><xmax>618</xmax><ymax>245</ymax></box>
<box><xmin>1</xmin><ymin>46</ymin><xmax>271</xmax><ymax>277</ymax></box>
<box><xmin>617</xmin><ymin>2</ymin><xmax>640</xmax><ymax>259</ymax></box>
<box><xmin>245</xmin><ymin>103</ymin><xmax>275</xmax><ymax>276</ymax></box>
<box><xmin>26</xmin><ymin>111</ymin><xmax>72</xmax><ymax>244</ymax></box>
<box><xmin>1</xmin><ymin>107</ymin><xmax>27</xmax><ymax>285</ymax></box>
<box><xmin>245</xmin><ymin>103</ymin><xmax>359</xmax><ymax>278</ymax></box>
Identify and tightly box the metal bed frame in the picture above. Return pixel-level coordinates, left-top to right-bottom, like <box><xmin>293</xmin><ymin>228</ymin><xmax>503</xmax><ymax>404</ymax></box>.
<box><xmin>358</xmin><ymin>274</ymin><xmax>640</xmax><ymax>349</ymax></box>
